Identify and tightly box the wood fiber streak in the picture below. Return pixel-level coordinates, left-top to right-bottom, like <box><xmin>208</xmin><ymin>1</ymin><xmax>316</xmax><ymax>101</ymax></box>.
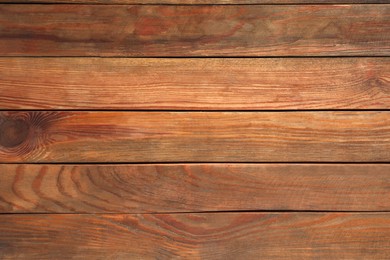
<box><xmin>0</xmin><ymin>213</ymin><xmax>389</xmax><ymax>259</ymax></box>
<box><xmin>0</xmin><ymin>164</ymin><xmax>389</xmax><ymax>213</ymax></box>
<box><xmin>0</xmin><ymin>5</ymin><xmax>389</xmax><ymax>57</ymax></box>
<box><xmin>0</xmin><ymin>111</ymin><xmax>389</xmax><ymax>162</ymax></box>
<box><xmin>1</xmin><ymin>58</ymin><xmax>389</xmax><ymax>110</ymax></box>
<box><xmin>0</xmin><ymin>0</ymin><xmax>387</xmax><ymax>3</ymax></box>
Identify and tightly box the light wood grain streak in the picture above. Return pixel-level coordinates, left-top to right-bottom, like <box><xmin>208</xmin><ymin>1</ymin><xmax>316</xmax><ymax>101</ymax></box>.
<box><xmin>0</xmin><ymin>112</ymin><xmax>390</xmax><ymax>162</ymax></box>
<box><xmin>0</xmin><ymin>164</ymin><xmax>389</xmax><ymax>213</ymax></box>
<box><xmin>0</xmin><ymin>5</ymin><xmax>389</xmax><ymax>56</ymax></box>
<box><xmin>0</xmin><ymin>213</ymin><xmax>389</xmax><ymax>259</ymax></box>
<box><xmin>1</xmin><ymin>58</ymin><xmax>389</xmax><ymax>110</ymax></box>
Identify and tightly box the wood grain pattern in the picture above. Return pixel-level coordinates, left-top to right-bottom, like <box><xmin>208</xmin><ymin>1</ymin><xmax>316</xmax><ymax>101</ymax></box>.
<box><xmin>1</xmin><ymin>0</ymin><xmax>388</xmax><ymax>3</ymax></box>
<box><xmin>1</xmin><ymin>5</ymin><xmax>389</xmax><ymax>57</ymax></box>
<box><xmin>1</xmin><ymin>58</ymin><xmax>389</xmax><ymax>110</ymax></box>
<box><xmin>0</xmin><ymin>213</ymin><xmax>389</xmax><ymax>259</ymax></box>
<box><xmin>0</xmin><ymin>111</ymin><xmax>389</xmax><ymax>162</ymax></box>
<box><xmin>1</xmin><ymin>164</ymin><xmax>389</xmax><ymax>213</ymax></box>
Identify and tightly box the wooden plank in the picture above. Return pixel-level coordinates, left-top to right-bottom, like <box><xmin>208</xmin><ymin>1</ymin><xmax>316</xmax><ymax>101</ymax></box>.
<box><xmin>1</xmin><ymin>5</ymin><xmax>389</xmax><ymax>57</ymax></box>
<box><xmin>0</xmin><ymin>0</ymin><xmax>388</xmax><ymax>4</ymax></box>
<box><xmin>1</xmin><ymin>58</ymin><xmax>389</xmax><ymax>110</ymax></box>
<box><xmin>0</xmin><ymin>111</ymin><xmax>389</xmax><ymax>162</ymax></box>
<box><xmin>0</xmin><ymin>213</ymin><xmax>389</xmax><ymax>259</ymax></box>
<box><xmin>1</xmin><ymin>164</ymin><xmax>389</xmax><ymax>213</ymax></box>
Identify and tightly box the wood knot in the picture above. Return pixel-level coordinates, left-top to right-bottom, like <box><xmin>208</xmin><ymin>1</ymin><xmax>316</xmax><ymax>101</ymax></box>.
<box><xmin>0</xmin><ymin>119</ymin><xmax>30</xmax><ymax>148</ymax></box>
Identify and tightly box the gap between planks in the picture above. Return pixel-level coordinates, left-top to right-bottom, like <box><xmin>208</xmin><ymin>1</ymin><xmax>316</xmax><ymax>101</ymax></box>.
<box><xmin>1</xmin><ymin>162</ymin><xmax>390</xmax><ymax>164</ymax></box>
<box><xmin>1</xmin><ymin>211</ymin><xmax>390</xmax><ymax>215</ymax></box>
<box><xmin>2</xmin><ymin>56</ymin><xmax>390</xmax><ymax>58</ymax></box>
<box><xmin>0</xmin><ymin>2</ymin><xmax>389</xmax><ymax>5</ymax></box>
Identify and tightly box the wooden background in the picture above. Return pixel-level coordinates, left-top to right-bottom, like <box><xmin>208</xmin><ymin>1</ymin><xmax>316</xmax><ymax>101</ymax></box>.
<box><xmin>0</xmin><ymin>1</ymin><xmax>389</xmax><ymax>259</ymax></box>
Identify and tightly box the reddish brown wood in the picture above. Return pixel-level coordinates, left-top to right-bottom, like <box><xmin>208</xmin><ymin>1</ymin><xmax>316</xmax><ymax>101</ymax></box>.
<box><xmin>1</xmin><ymin>5</ymin><xmax>389</xmax><ymax>56</ymax></box>
<box><xmin>1</xmin><ymin>58</ymin><xmax>389</xmax><ymax>110</ymax></box>
<box><xmin>0</xmin><ymin>213</ymin><xmax>389</xmax><ymax>259</ymax></box>
<box><xmin>0</xmin><ymin>164</ymin><xmax>389</xmax><ymax>213</ymax></box>
<box><xmin>0</xmin><ymin>1</ymin><xmax>388</xmax><ymax>259</ymax></box>
<box><xmin>1</xmin><ymin>111</ymin><xmax>389</xmax><ymax>162</ymax></box>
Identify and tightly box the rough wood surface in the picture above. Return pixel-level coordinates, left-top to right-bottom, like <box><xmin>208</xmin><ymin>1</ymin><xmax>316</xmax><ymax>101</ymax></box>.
<box><xmin>1</xmin><ymin>5</ymin><xmax>389</xmax><ymax>57</ymax></box>
<box><xmin>1</xmin><ymin>164</ymin><xmax>389</xmax><ymax>213</ymax></box>
<box><xmin>0</xmin><ymin>213</ymin><xmax>389</xmax><ymax>259</ymax></box>
<box><xmin>0</xmin><ymin>0</ymin><xmax>387</xmax><ymax>3</ymax></box>
<box><xmin>1</xmin><ymin>58</ymin><xmax>389</xmax><ymax>110</ymax></box>
<box><xmin>0</xmin><ymin>111</ymin><xmax>389</xmax><ymax>162</ymax></box>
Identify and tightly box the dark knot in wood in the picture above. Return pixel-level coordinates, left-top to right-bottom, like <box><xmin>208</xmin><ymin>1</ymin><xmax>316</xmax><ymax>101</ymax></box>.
<box><xmin>0</xmin><ymin>119</ymin><xmax>30</xmax><ymax>148</ymax></box>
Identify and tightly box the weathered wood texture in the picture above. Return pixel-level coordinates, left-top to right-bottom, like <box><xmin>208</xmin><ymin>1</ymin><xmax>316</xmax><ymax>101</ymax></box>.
<box><xmin>1</xmin><ymin>164</ymin><xmax>389</xmax><ymax>213</ymax></box>
<box><xmin>1</xmin><ymin>5</ymin><xmax>389</xmax><ymax>57</ymax></box>
<box><xmin>0</xmin><ymin>0</ymin><xmax>388</xmax><ymax>3</ymax></box>
<box><xmin>0</xmin><ymin>213</ymin><xmax>389</xmax><ymax>259</ymax></box>
<box><xmin>0</xmin><ymin>111</ymin><xmax>389</xmax><ymax>162</ymax></box>
<box><xmin>1</xmin><ymin>58</ymin><xmax>389</xmax><ymax>110</ymax></box>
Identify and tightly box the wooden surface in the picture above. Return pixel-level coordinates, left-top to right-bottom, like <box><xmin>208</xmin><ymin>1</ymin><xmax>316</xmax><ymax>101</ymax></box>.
<box><xmin>1</xmin><ymin>58</ymin><xmax>389</xmax><ymax>110</ymax></box>
<box><xmin>1</xmin><ymin>213</ymin><xmax>389</xmax><ymax>259</ymax></box>
<box><xmin>1</xmin><ymin>111</ymin><xmax>390</xmax><ymax>162</ymax></box>
<box><xmin>1</xmin><ymin>5</ymin><xmax>389</xmax><ymax>57</ymax></box>
<box><xmin>1</xmin><ymin>0</ymin><xmax>389</xmax><ymax>258</ymax></box>
<box><xmin>1</xmin><ymin>164</ymin><xmax>389</xmax><ymax>213</ymax></box>
<box><xmin>1</xmin><ymin>0</ymin><xmax>388</xmax><ymax>3</ymax></box>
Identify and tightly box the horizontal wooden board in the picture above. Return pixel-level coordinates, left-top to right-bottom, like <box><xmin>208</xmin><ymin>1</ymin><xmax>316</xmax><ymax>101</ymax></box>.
<box><xmin>1</xmin><ymin>164</ymin><xmax>389</xmax><ymax>213</ymax></box>
<box><xmin>0</xmin><ymin>213</ymin><xmax>389</xmax><ymax>259</ymax></box>
<box><xmin>1</xmin><ymin>5</ymin><xmax>389</xmax><ymax>57</ymax></box>
<box><xmin>1</xmin><ymin>58</ymin><xmax>389</xmax><ymax>110</ymax></box>
<box><xmin>0</xmin><ymin>111</ymin><xmax>389</xmax><ymax>162</ymax></box>
<box><xmin>0</xmin><ymin>0</ymin><xmax>388</xmax><ymax>3</ymax></box>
